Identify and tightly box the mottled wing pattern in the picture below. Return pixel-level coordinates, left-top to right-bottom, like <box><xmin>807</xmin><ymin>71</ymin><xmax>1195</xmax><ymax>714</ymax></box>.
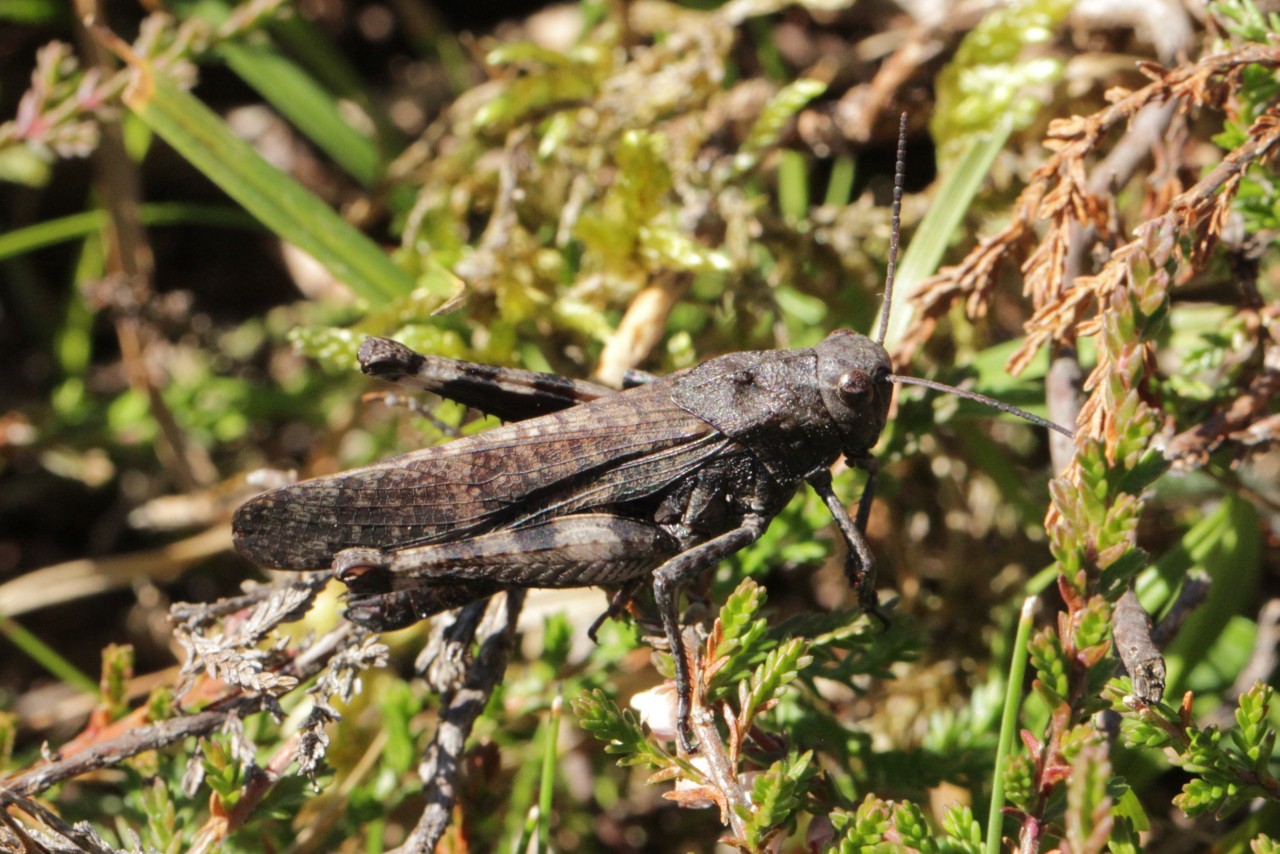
<box><xmin>232</xmin><ymin>386</ymin><xmax>720</xmax><ymax>570</ymax></box>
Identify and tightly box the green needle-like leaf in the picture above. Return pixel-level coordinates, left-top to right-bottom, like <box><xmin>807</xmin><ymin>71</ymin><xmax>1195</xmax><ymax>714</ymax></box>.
<box><xmin>118</xmin><ymin>55</ymin><xmax>414</xmax><ymax>304</ymax></box>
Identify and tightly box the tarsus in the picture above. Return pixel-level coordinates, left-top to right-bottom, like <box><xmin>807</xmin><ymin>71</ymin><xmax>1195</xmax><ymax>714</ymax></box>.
<box><xmin>886</xmin><ymin>374</ymin><xmax>1075</xmax><ymax>438</ymax></box>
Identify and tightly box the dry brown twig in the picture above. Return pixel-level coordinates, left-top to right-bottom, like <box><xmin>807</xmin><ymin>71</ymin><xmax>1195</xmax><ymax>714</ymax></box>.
<box><xmin>903</xmin><ymin>43</ymin><xmax>1280</xmax><ymax>465</ymax></box>
<box><xmin>0</xmin><ymin>618</ymin><xmax>350</xmax><ymax>800</ymax></box>
<box><xmin>906</xmin><ymin>43</ymin><xmax>1280</xmax><ymax>359</ymax></box>
<box><xmin>1</xmin><ymin>573</ymin><xmax>391</xmax><ymax>854</ymax></box>
<box><xmin>0</xmin><ymin>786</ymin><xmax>123</xmax><ymax>853</ymax></box>
<box><xmin>1072</xmin><ymin>107</ymin><xmax>1280</xmax><ymax>448</ymax></box>
<box><xmin>388</xmin><ymin>591</ymin><xmax>524</xmax><ymax>854</ymax></box>
<box><xmin>3</xmin><ymin>574</ymin><xmax>519</xmax><ymax>853</ymax></box>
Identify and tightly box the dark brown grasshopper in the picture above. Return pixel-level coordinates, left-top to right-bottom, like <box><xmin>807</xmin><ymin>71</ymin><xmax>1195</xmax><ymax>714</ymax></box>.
<box><xmin>231</xmin><ymin>142</ymin><xmax>1071</xmax><ymax>751</ymax></box>
<box><xmin>232</xmin><ymin>328</ymin><xmax>1069</xmax><ymax>752</ymax></box>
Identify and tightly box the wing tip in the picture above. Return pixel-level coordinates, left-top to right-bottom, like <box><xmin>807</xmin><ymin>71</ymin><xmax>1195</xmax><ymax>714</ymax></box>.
<box><xmin>231</xmin><ymin>494</ymin><xmax>335</xmax><ymax>571</ymax></box>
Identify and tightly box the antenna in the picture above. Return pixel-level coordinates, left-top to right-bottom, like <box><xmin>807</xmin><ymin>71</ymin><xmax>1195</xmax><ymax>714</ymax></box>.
<box><xmin>876</xmin><ymin>113</ymin><xmax>908</xmax><ymax>346</ymax></box>
<box><xmin>887</xmin><ymin>374</ymin><xmax>1075</xmax><ymax>438</ymax></box>
<box><xmin>869</xmin><ymin>114</ymin><xmax>1074</xmax><ymax>440</ymax></box>
<box><xmin>870</xmin><ymin>114</ymin><xmax>1070</xmax><ymax>440</ymax></box>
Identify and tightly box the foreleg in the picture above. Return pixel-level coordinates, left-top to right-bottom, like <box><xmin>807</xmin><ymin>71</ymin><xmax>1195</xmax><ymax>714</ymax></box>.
<box><xmin>806</xmin><ymin>464</ymin><xmax>882</xmax><ymax>618</ymax></box>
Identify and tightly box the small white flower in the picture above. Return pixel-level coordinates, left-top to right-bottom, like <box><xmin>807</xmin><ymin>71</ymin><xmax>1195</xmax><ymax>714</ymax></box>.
<box><xmin>629</xmin><ymin>682</ymin><xmax>680</xmax><ymax>742</ymax></box>
<box><xmin>806</xmin><ymin>814</ymin><xmax>835</xmax><ymax>851</ymax></box>
<box><xmin>673</xmin><ymin>756</ymin><xmax>717</xmax><ymax>809</ymax></box>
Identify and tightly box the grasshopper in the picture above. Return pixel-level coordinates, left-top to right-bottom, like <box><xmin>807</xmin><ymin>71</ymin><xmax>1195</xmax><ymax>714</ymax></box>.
<box><xmin>231</xmin><ymin>138</ymin><xmax>1071</xmax><ymax>751</ymax></box>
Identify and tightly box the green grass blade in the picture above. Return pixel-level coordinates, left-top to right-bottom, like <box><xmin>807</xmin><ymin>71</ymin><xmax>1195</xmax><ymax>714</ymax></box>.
<box><xmin>183</xmin><ymin>0</ymin><xmax>390</xmax><ymax>182</ymax></box>
<box><xmin>876</xmin><ymin>120</ymin><xmax>1013</xmax><ymax>349</ymax></box>
<box><xmin>1147</xmin><ymin>496</ymin><xmax>1261</xmax><ymax>696</ymax></box>
<box><xmin>0</xmin><ymin>0</ymin><xmax>64</xmax><ymax>24</ymax></box>
<box><xmin>824</xmin><ymin>154</ymin><xmax>856</xmax><ymax>208</ymax></box>
<box><xmin>0</xmin><ymin>203</ymin><xmax>257</xmax><ymax>261</ymax></box>
<box><xmin>986</xmin><ymin>595</ymin><xmax>1037</xmax><ymax>854</ymax></box>
<box><xmin>268</xmin><ymin>15</ymin><xmax>404</xmax><ymax>148</ymax></box>
<box><xmin>537</xmin><ymin>693</ymin><xmax>562</xmax><ymax>853</ymax></box>
<box><xmin>779</xmin><ymin>149</ymin><xmax>808</xmax><ymax>223</ymax></box>
<box><xmin>120</xmin><ymin>61</ymin><xmax>415</xmax><ymax>303</ymax></box>
<box><xmin>218</xmin><ymin>40</ymin><xmax>382</xmax><ymax>187</ymax></box>
<box><xmin>0</xmin><ymin>616</ymin><xmax>98</xmax><ymax>696</ymax></box>
<box><xmin>514</xmin><ymin>806</ymin><xmax>538</xmax><ymax>854</ymax></box>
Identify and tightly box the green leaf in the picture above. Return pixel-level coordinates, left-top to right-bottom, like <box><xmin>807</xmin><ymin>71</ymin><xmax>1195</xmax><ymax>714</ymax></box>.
<box><xmin>572</xmin><ymin>689</ymin><xmax>671</xmax><ymax>770</ymax></box>
<box><xmin>380</xmin><ymin>682</ymin><xmax>421</xmax><ymax>775</ymax></box>
<box><xmin>1003</xmin><ymin>753</ymin><xmax>1036</xmax><ymax>812</ymax></box>
<box><xmin>734</xmin><ymin>77</ymin><xmax>827</xmax><ymax>175</ymax></box>
<box><xmin>717</xmin><ymin>578</ymin><xmax>769</xmax><ymax>654</ymax></box>
<box><xmin>1074</xmin><ymin>596</ymin><xmax>1111</xmax><ymax>653</ymax></box>
<box><xmin>1254</xmin><ymin>833</ymin><xmax>1280</xmax><ymax>854</ymax></box>
<box><xmin>119</xmin><ymin>60</ymin><xmax>414</xmax><ymax>303</ymax></box>
<box><xmin>1108</xmin><ymin>817</ymin><xmax>1141</xmax><ymax>854</ymax></box>
<box><xmin>0</xmin><ymin>616</ymin><xmax>98</xmax><ymax>697</ymax></box>
<box><xmin>707</xmin><ymin>579</ymin><xmax>776</xmax><ymax>700</ymax></box>
<box><xmin>141</xmin><ymin>778</ymin><xmax>181</xmax><ymax>854</ymax></box>
<box><xmin>0</xmin><ymin>711</ymin><xmax>16</xmax><ymax>773</ymax></box>
<box><xmin>1065</xmin><ymin>740</ymin><xmax>1112</xmax><ymax>854</ymax></box>
<box><xmin>99</xmin><ymin>643</ymin><xmax>134</xmax><ymax>721</ymax></box>
<box><xmin>745</xmin><ymin>638</ymin><xmax>812</xmax><ymax>721</ymax></box>
<box><xmin>875</xmin><ymin>126</ymin><xmax>1011</xmax><ymax>349</ymax></box>
<box><xmin>892</xmin><ymin>800</ymin><xmax>934</xmax><ymax>852</ymax></box>
<box><xmin>539</xmin><ymin>613</ymin><xmax>575</xmax><ymax>672</ymax></box>
<box><xmin>1148</xmin><ymin>496</ymin><xmax>1262</xmax><ymax>695</ymax></box>
<box><xmin>639</xmin><ymin>223</ymin><xmax>732</xmax><ymax>273</ymax></box>
<box><xmin>832</xmin><ymin>795</ymin><xmax>895</xmax><ymax>850</ymax></box>
<box><xmin>202</xmin><ymin>737</ymin><xmax>243</xmax><ymax>803</ymax></box>
<box><xmin>0</xmin><ymin>0</ymin><xmax>66</xmax><ymax>24</ymax></box>
<box><xmin>1213</xmin><ymin>0</ymin><xmax>1280</xmax><ymax>43</ymax></box>
<box><xmin>1098</xmin><ymin>547</ymin><xmax>1150</xmax><ymax>599</ymax></box>
<box><xmin>1028</xmin><ymin>627</ymin><xmax>1069</xmax><ymax>701</ymax></box>
<box><xmin>473</xmin><ymin>55</ymin><xmax>599</xmax><ymax>130</ymax></box>
<box><xmin>741</xmin><ymin>751</ymin><xmax>817</xmax><ymax>848</ymax></box>
<box><xmin>0</xmin><ymin>203</ymin><xmax>257</xmax><ymax>261</ymax></box>
<box><xmin>941</xmin><ymin>803</ymin><xmax>983</xmax><ymax>854</ymax></box>
<box><xmin>1115</xmin><ymin>448</ymin><xmax>1171</xmax><ymax>495</ymax></box>
<box><xmin>932</xmin><ymin>0</ymin><xmax>1072</xmax><ymax>164</ymax></box>
<box><xmin>1113</xmin><ymin>783</ymin><xmax>1151</xmax><ymax>833</ymax></box>
<box><xmin>1176</xmin><ymin>776</ymin><xmax>1224</xmax><ymax>816</ymax></box>
<box><xmin>218</xmin><ymin>40</ymin><xmax>382</xmax><ymax>187</ymax></box>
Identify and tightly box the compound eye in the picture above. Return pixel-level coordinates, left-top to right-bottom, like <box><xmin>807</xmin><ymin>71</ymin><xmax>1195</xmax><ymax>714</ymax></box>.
<box><xmin>837</xmin><ymin>369</ymin><xmax>871</xmax><ymax>403</ymax></box>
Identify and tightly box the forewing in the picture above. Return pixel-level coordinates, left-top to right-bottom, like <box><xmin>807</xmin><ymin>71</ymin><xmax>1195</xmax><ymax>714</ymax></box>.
<box><xmin>232</xmin><ymin>386</ymin><xmax>720</xmax><ymax>570</ymax></box>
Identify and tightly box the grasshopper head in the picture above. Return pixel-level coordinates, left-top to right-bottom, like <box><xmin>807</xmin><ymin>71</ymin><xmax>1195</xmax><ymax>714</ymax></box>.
<box><xmin>814</xmin><ymin>329</ymin><xmax>893</xmax><ymax>456</ymax></box>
